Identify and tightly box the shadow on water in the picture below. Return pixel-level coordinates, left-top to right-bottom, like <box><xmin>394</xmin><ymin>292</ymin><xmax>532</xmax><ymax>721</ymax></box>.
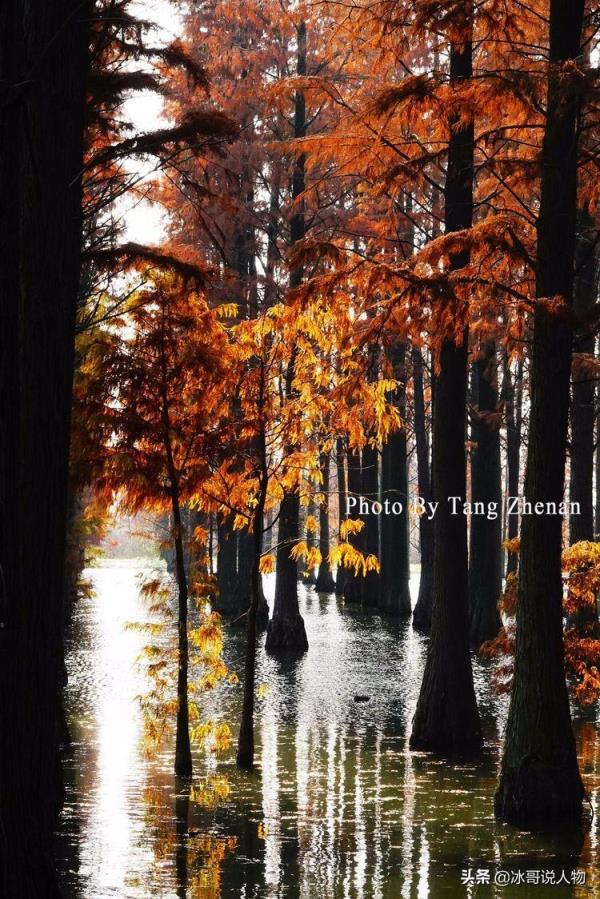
<box><xmin>56</xmin><ymin>561</ymin><xmax>599</xmax><ymax>898</ymax></box>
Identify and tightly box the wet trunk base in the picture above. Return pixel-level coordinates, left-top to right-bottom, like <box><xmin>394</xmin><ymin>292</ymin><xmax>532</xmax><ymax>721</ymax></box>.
<box><xmin>409</xmin><ymin>657</ymin><xmax>482</xmax><ymax>754</ymax></box>
<box><xmin>380</xmin><ymin>585</ymin><xmax>412</xmax><ymax>618</ymax></box>
<box><xmin>314</xmin><ymin>567</ymin><xmax>335</xmax><ymax>593</ymax></box>
<box><xmin>175</xmin><ymin>742</ymin><xmax>193</xmax><ymax>777</ymax></box>
<box><xmin>409</xmin><ymin>717</ymin><xmax>482</xmax><ymax>755</ymax></box>
<box><xmin>265</xmin><ymin>613</ymin><xmax>309</xmax><ymax>652</ymax></box>
<box><xmin>495</xmin><ymin>757</ymin><xmax>584</xmax><ymax>828</ymax></box>
<box><xmin>413</xmin><ymin>569</ymin><xmax>433</xmax><ymax>634</ymax></box>
<box><xmin>231</xmin><ymin>594</ymin><xmax>270</xmax><ymax>630</ymax></box>
<box><xmin>469</xmin><ymin>601</ymin><xmax>501</xmax><ymax>649</ymax></box>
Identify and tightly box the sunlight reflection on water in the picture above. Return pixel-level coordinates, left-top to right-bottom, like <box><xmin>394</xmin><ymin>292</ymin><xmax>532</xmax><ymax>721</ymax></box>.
<box><xmin>57</xmin><ymin>561</ymin><xmax>600</xmax><ymax>899</ymax></box>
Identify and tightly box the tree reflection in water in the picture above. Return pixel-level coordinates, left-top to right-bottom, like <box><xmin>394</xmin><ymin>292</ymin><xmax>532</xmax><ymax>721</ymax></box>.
<box><xmin>57</xmin><ymin>563</ymin><xmax>598</xmax><ymax>898</ymax></box>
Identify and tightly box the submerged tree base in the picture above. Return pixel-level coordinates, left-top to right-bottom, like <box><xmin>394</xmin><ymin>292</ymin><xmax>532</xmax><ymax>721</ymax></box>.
<box><xmin>495</xmin><ymin>757</ymin><xmax>584</xmax><ymax>828</ymax></box>
<box><xmin>265</xmin><ymin>613</ymin><xmax>309</xmax><ymax>651</ymax></box>
<box><xmin>380</xmin><ymin>586</ymin><xmax>412</xmax><ymax>618</ymax></box>
<box><xmin>410</xmin><ymin>663</ymin><xmax>483</xmax><ymax>754</ymax></box>
<box><xmin>314</xmin><ymin>571</ymin><xmax>336</xmax><ymax>593</ymax></box>
<box><xmin>469</xmin><ymin>602</ymin><xmax>501</xmax><ymax>649</ymax></box>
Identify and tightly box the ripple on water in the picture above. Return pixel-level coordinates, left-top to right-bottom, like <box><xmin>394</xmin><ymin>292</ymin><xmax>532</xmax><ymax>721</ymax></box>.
<box><xmin>57</xmin><ymin>562</ymin><xmax>600</xmax><ymax>899</ymax></box>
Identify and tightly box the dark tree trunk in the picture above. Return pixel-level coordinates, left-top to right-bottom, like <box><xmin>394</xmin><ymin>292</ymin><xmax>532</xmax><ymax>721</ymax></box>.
<box><xmin>170</xmin><ymin>491</ymin><xmax>193</xmax><ymax>777</ymax></box>
<box><xmin>380</xmin><ymin>343</ymin><xmax>411</xmax><ymax>617</ymax></box>
<box><xmin>335</xmin><ymin>438</ymin><xmax>348</xmax><ymax>595</ymax></box>
<box><xmin>267</xmin><ymin>20</ymin><xmax>308</xmax><ymax>651</ymax></box>
<box><xmin>237</xmin><ymin>433</ymin><xmax>269</xmax><ymax>768</ymax></box>
<box><xmin>469</xmin><ymin>343</ymin><xmax>503</xmax><ymax>647</ymax></box>
<box><xmin>495</xmin><ymin>0</ymin><xmax>585</xmax><ymax>826</ymax></box>
<box><xmin>216</xmin><ymin>519</ymin><xmax>238</xmax><ymax>615</ymax></box>
<box><xmin>361</xmin><ymin>444</ymin><xmax>380</xmax><ymax>607</ymax></box>
<box><xmin>596</xmin><ymin>391</ymin><xmax>600</xmax><ymax>536</ymax></box>
<box><xmin>315</xmin><ymin>451</ymin><xmax>336</xmax><ymax>592</ymax></box>
<box><xmin>344</xmin><ymin>450</ymin><xmax>364</xmax><ymax>603</ymax></box>
<box><xmin>569</xmin><ymin>211</ymin><xmax>596</xmax><ymax>545</ymax></box>
<box><xmin>267</xmin><ymin>491</ymin><xmax>308</xmax><ymax>650</ymax></box>
<box><xmin>0</xmin><ymin>2</ymin><xmax>90</xmax><ymax>894</ymax></box>
<box><xmin>502</xmin><ymin>354</ymin><xmax>523</xmax><ymax>576</ymax></box>
<box><xmin>236</xmin><ymin>528</ymin><xmax>269</xmax><ymax>628</ymax></box>
<box><xmin>410</xmin><ymin>12</ymin><xmax>482</xmax><ymax>753</ymax></box>
<box><xmin>568</xmin><ymin>215</ymin><xmax>599</xmax><ymax>634</ymax></box>
<box><xmin>302</xmin><ymin>496</ymin><xmax>318</xmax><ymax>585</ymax></box>
<box><xmin>412</xmin><ymin>347</ymin><xmax>434</xmax><ymax>631</ymax></box>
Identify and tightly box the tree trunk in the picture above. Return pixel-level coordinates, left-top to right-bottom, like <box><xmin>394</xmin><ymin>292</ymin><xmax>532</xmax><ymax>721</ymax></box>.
<box><xmin>171</xmin><ymin>492</ymin><xmax>193</xmax><ymax>777</ymax></box>
<box><xmin>344</xmin><ymin>449</ymin><xmax>364</xmax><ymax>603</ymax></box>
<box><xmin>0</xmin><ymin>2</ymin><xmax>90</xmax><ymax>894</ymax></box>
<box><xmin>503</xmin><ymin>354</ymin><xmax>523</xmax><ymax>576</ymax></box>
<box><xmin>380</xmin><ymin>343</ymin><xmax>411</xmax><ymax>616</ymax></box>
<box><xmin>596</xmin><ymin>366</ymin><xmax>600</xmax><ymax>536</ymax></box>
<box><xmin>410</xmin><ymin>11</ymin><xmax>482</xmax><ymax>753</ymax></box>
<box><xmin>315</xmin><ymin>451</ymin><xmax>336</xmax><ymax>592</ymax></box>
<box><xmin>569</xmin><ymin>211</ymin><xmax>596</xmax><ymax>545</ymax></box>
<box><xmin>469</xmin><ymin>342</ymin><xmax>502</xmax><ymax>647</ymax></box>
<box><xmin>267</xmin><ymin>492</ymin><xmax>309</xmax><ymax>650</ymax></box>
<box><xmin>266</xmin><ymin>20</ymin><xmax>308</xmax><ymax>652</ymax></box>
<box><xmin>412</xmin><ymin>347</ymin><xmax>434</xmax><ymax>631</ymax></box>
<box><xmin>236</xmin><ymin>527</ymin><xmax>269</xmax><ymax>627</ymax></box>
<box><xmin>216</xmin><ymin>519</ymin><xmax>238</xmax><ymax>615</ymax></box>
<box><xmin>335</xmin><ymin>438</ymin><xmax>348</xmax><ymax>595</ymax></box>
<box><xmin>237</xmin><ymin>431</ymin><xmax>269</xmax><ymax>768</ymax></box>
<box><xmin>495</xmin><ymin>0</ymin><xmax>585</xmax><ymax>826</ymax></box>
<box><xmin>361</xmin><ymin>444</ymin><xmax>380</xmax><ymax>607</ymax></box>
<box><xmin>302</xmin><ymin>495</ymin><xmax>318</xmax><ymax>585</ymax></box>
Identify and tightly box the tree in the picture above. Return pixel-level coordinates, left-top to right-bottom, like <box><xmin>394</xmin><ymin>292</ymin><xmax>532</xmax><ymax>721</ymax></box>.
<box><xmin>495</xmin><ymin>0</ymin><xmax>586</xmax><ymax>826</ymax></box>
<box><xmin>410</xmin><ymin>0</ymin><xmax>482</xmax><ymax>752</ymax></box>
<box><xmin>468</xmin><ymin>341</ymin><xmax>502</xmax><ymax>647</ymax></box>
<box><xmin>314</xmin><ymin>449</ymin><xmax>337</xmax><ymax>592</ymax></box>
<box><xmin>0</xmin><ymin>1</ymin><xmax>91</xmax><ymax>894</ymax></box>
<box><xmin>411</xmin><ymin>347</ymin><xmax>434</xmax><ymax>631</ymax></box>
<box><xmin>91</xmin><ymin>277</ymin><xmax>231</xmax><ymax>776</ymax></box>
<box><xmin>380</xmin><ymin>342</ymin><xmax>411</xmax><ymax>617</ymax></box>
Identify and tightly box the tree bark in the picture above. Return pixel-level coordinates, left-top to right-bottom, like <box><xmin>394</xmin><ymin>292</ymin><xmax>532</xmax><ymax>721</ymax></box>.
<box><xmin>267</xmin><ymin>20</ymin><xmax>308</xmax><ymax>651</ymax></box>
<box><xmin>0</xmin><ymin>2</ymin><xmax>90</xmax><ymax>894</ymax></box>
<box><xmin>301</xmin><ymin>495</ymin><xmax>318</xmax><ymax>585</ymax></box>
<box><xmin>380</xmin><ymin>343</ymin><xmax>411</xmax><ymax>616</ymax></box>
<box><xmin>469</xmin><ymin>343</ymin><xmax>502</xmax><ymax>647</ymax></box>
<box><xmin>502</xmin><ymin>354</ymin><xmax>523</xmax><ymax>576</ymax></box>
<box><xmin>236</xmin><ymin>527</ymin><xmax>269</xmax><ymax>627</ymax></box>
<box><xmin>335</xmin><ymin>438</ymin><xmax>348</xmax><ymax>595</ymax></box>
<box><xmin>410</xmin><ymin>10</ymin><xmax>482</xmax><ymax>753</ymax></box>
<box><xmin>315</xmin><ymin>451</ymin><xmax>336</xmax><ymax>592</ymax></box>
<box><xmin>170</xmin><ymin>489</ymin><xmax>193</xmax><ymax>777</ymax></box>
<box><xmin>344</xmin><ymin>449</ymin><xmax>364</xmax><ymax>603</ymax></box>
<box><xmin>267</xmin><ymin>492</ymin><xmax>309</xmax><ymax>650</ymax></box>
<box><xmin>216</xmin><ymin>518</ymin><xmax>238</xmax><ymax>614</ymax></box>
<box><xmin>495</xmin><ymin>0</ymin><xmax>585</xmax><ymax>826</ymax></box>
<box><xmin>361</xmin><ymin>443</ymin><xmax>380</xmax><ymax>607</ymax></box>
<box><xmin>569</xmin><ymin>210</ymin><xmax>596</xmax><ymax>545</ymax></box>
<box><xmin>237</xmin><ymin>424</ymin><xmax>269</xmax><ymax>768</ymax></box>
<box><xmin>411</xmin><ymin>347</ymin><xmax>434</xmax><ymax>631</ymax></box>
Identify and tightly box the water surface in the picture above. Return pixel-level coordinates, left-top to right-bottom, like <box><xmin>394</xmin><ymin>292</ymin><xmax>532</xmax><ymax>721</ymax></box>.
<box><xmin>57</xmin><ymin>561</ymin><xmax>600</xmax><ymax>898</ymax></box>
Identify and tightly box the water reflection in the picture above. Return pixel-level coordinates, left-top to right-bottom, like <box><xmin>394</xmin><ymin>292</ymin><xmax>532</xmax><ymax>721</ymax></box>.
<box><xmin>57</xmin><ymin>561</ymin><xmax>599</xmax><ymax>898</ymax></box>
